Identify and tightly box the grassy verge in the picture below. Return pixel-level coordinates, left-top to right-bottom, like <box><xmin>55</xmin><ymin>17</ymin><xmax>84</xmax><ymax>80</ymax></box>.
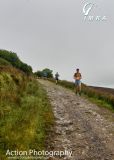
<box><xmin>82</xmin><ymin>85</ymin><xmax>114</xmax><ymax>112</ymax></box>
<box><xmin>48</xmin><ymin>78</ymin><xmax>114</xmax><ymax>111</ymax></box>
<box><xmin>0</xmin><ymin>66</ymin><xmax>54</xmax><ymax>159</ymax></box>
<box><xmin>83</xmin><ymin>94</ymin><xmax>114</xmax><ymax>112</ymax></box>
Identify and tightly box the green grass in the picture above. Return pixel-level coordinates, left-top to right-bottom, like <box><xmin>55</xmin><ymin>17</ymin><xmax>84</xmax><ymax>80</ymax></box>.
<box><xmin>0</xmin><ymin>67</ymin><xmax>54</xmax><ymax>160</ymax></box>
<box><xmin>82</xmin><ymin>85</ymin><xmax>114</xmax><ymax>111</ymax></box>
<box><xmin>0</xmin><ymin>57</ymin><xmax>11</xmax><ymax>66</ymax></box>
<box><xmin>83</xmin><ymin>94</ymin><xmax>114</xmax><ymax>112</ymax></box>
<box><xmin>48</xmin><ymin>78</ymin><xmax>114</xmax><ymax>111</ymax></box>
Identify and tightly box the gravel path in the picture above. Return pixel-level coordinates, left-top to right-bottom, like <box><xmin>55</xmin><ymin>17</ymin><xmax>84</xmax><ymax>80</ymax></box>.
<box><xmin>39</xmin><ymin>80</ymin><xmax>114</xmax><ymax>160</ymax></box>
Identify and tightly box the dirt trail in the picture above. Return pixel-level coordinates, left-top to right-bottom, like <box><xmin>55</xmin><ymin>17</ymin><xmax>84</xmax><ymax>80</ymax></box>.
<box><xmin>39</xmin><ymin>80</ymin><xmax>114</xmax><ymax>160</ymax></box>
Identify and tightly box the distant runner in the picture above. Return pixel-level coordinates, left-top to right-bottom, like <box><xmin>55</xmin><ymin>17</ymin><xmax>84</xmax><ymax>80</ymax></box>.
<box><xmin>73</xmin><ymin>68</ymin><xmax>82</xmax><ymax>95</ymax></box>
<box><xmin>55</xmin><ymin>72</ymin><xmax>59</xmax><ymax>84</ymax></box>
<box><xmin>43</xmin><ymin>72</ymin><xmax>47</xmax><ymax>79</ymax></box>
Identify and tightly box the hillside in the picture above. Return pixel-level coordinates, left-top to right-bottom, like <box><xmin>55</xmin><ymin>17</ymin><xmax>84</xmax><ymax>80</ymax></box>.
<box><xmin>0</xmin><ymin>49</ymin><xmax>32</xmax><ymax>75</ymax></box>
<box><xmin>0</xmin><ymin>50</ymin><xmax>114</xmax><ymax>159</ymax></box>
<box><xmin>0</xmin><ymin>62</ymin><xmax>54</xmax><ymax>159</ymax></box>
<box><xmin>90</xmin><ymin>86</ymin><xmax>114</xmax><ymax>95</ymax></box>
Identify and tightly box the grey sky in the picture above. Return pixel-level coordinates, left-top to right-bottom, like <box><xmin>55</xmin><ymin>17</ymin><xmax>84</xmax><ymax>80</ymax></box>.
<box><xmin>0</xmin><ymin>0</ymin><xmax>114</xmax><ymax>88</ymax></box>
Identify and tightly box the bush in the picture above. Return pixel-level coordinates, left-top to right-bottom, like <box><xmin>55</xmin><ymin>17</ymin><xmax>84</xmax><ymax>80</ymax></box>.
<box><xmin>0</xmin><ymin>49</ymin><xmax>32</xmax><ymax>75</ymax></box>
<box><xmin>34</xmin><ymin>68</ymin><xmax>53</xmax><ymax>78</ymax></box>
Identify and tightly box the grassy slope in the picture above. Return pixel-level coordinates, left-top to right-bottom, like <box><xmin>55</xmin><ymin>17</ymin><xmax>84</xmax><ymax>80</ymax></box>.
<box><xmin>0</xmin><ymin>57</ymin><xmax>12</xmax><ymax>66</ymax></box>
<box><xmin>48</xmin><ymin>79</ymin><xmax>114</xmax><ymax>111</ymax></box>
<box><xmin>0</xmin><ymin>66</ymin><xmax>54</xmax><ymax>159</ymax></box>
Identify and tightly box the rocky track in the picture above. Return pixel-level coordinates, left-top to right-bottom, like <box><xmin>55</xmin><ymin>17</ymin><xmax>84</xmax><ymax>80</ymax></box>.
<box><xmin>39</xmin><ymin>80</ymin><xmax>114</xmax><ymax>160</ymax></box>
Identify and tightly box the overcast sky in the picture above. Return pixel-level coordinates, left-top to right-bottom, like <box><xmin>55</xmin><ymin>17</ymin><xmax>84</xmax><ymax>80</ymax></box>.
<box><xmin>0</xmin><ymin>0</ymin><xmax>114</xmax><ymax>88</ymax></box>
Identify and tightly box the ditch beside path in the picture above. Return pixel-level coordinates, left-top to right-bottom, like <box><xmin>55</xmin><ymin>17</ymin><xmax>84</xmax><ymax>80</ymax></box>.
<box><xmin>38</xmin><ymin>80</ymin><xmax>114</xmax><ymax>160</ymax></box>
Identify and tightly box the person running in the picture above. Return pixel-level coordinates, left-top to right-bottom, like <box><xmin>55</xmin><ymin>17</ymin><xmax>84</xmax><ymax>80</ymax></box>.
<box><xmin>43</xmin><ymin>72</ymin><xmax>47</xmax><ymax>80</ymax></box>
<box><xmin>73</xmin><ymin>68</ymin><xmax>82</xmax><ymax>95</ymax></box>
<box><xmin>55</xmin><ymin>72</ymin><xmax>59</xmax><ymax>84</ymax></box>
